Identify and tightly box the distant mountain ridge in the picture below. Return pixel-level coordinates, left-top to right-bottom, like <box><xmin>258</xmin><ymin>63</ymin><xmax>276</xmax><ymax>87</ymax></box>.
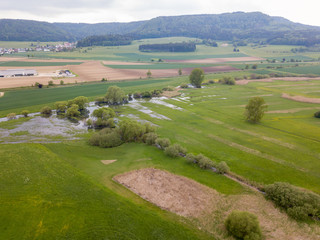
<box><xmin>1</xmin><ymin>12</ymin><xmax>320</xmax><ymax>46</ymax></box>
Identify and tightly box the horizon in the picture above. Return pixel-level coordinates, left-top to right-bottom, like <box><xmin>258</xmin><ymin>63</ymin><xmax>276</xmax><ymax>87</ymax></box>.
<box><xmin>1</xmin><ymin>0</ymin><xmax>320</xmax><ymax>27</ymax></box>
<box><xmin>1</xmin><ymin>11</ymin><xmax>320</xmax><ymax>28</ymax></box>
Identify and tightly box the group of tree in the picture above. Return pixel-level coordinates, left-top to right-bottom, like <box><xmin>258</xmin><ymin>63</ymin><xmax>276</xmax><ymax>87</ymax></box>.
<box><xmin>139</xmin><ymin>43</ymin><xmax>196</xmax><ymax>52</ymax></box>
<box><xmin>76</xmin><ymin>34</ymin><xmax>133</xmax><ymax>47</ymax></box>
<box><xmin>202</xmin><ymin>39</ymin><xmax>218</xmax><ymax>47</ymax></box>
<box><xmin>51</xmin><ymin>96</ymin><xmax>89</xmax><ymax>119</ymax></box>
<box><xmin>95</xmin><ymin>86</ymin><xmax>128</xmax><ymax>105</ymax></box>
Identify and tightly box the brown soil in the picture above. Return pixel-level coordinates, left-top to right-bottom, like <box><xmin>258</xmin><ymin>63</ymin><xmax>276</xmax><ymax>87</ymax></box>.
<box><xmin>165</xmin><ymin>57</ymin><xmax>263</xmax><ymax>64</ymax></box>
<box><xmin>114</xmin><ymin>168</ymin><xmax>319</xmax><ymax>240</ymax></box>
<box><xmin>236</xmin><ymin>77</ymin><xmax>320</xmax><ymax>85</ymax></box>
<box><xmin>113</xmin><ymin>168</ymin><xmax>217</xmax><ymax>217</ymax></box>
<box><xmin>161</xmin><ymin>88</ymin><xmax>182</xmax><ymax>98</ymax></box>
<box><xmin>282</xmin><ymin>93</ymin><xmax>320</xmax><ymax>104</ymax></box>
<box><xmin>266</xmin><ymin>107</ymin><xmax>320</xmax><ymax>114</ymax></box>
<box><xmin>102</xmin><ymin>61</ymin><xmax>151</xmax><ymax>65</ymax></box>
<box><xmin>101</xmin><ymin>160</ymin><xmax>117</xmax><ymax>165</ymax></box>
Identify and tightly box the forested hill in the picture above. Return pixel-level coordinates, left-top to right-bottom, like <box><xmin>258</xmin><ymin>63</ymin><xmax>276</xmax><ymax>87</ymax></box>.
<box><xmin>1</xmin><ymin>12</ymin><xmax>320</xmax><ymax>46</ymax></box>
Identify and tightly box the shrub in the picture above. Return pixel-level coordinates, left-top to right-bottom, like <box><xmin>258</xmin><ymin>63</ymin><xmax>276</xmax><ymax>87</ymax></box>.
<box><xmin>118</xmin><ymin>119</ymin><xmax>146</xmax><ymax>142</ymax></box>
<box><xmin>162</xmin><ymin>86</ymin><xmax>174</xmax><ymax>91</ymax></box>
<box><xmin>144</xmin><ymin>122</ymin><xmax>156</xmax><ymax>133</ymax></box>
<box><xmin>21</xmin><ymin>110</ymin><xmax>29</xmax><ymax>117</ymax></box>
<box><xmin>155</xmin><ymin>138</ymin><xmax>171</xmax><ymax>149</ymax></box>
<box><xmin>60</xmin><ymin>80</ymin><xmax>64</xmax><ymax>85</ymax></box>
<box><xmin>216</xmin><ymin>161</ymin><xmax>230</xmax><ymax>174</ymax></box>
<box><xmin>143</xmin><ymin>132</ymin><xmax>158</xmax><ymax>145</ymax></box>
<box><xmin>314</xmin><ymin>111</ymin><xmax>320</xmax><ymax>118</ymax></box>
<box><xmin>180</xmin><ymin>83</ymin><xmax>188</xmax><ymax>88</ymax></box>
<box><xmin>196</xmin><ymin>154</ymin><xmax>215</xmax><ymax>169</ymax></box>
<box><xmin>265</xmin><ymin>182</ymin><xmax>320</xmax><ymax>221</ymax></box>
<box><xmin>225</xmin><ymin>211</ymin><xmax>262</xmax><ymax>240</ymax></box>
<box><xmin>219</xmin><ymin>76</ymin><xmax>235</xmax><ymax>85</ymax></box>
<box><xmin>41</xmin><ymin>106</ymin><xmax>52</xmax><ymax>115</ymax></box>
<box><xmin>92</xmin><ymin>107</ymin><xmax>115</xmax><ymax>120</ymax></box>
<box><xmin>141</xmin><ymin>91</ymin><xmax>152</xmax><ymax>98</ymax></box>
<box><xmin>48</xmin><ymin>80</ymin><xmax>54</xmax><ymax>86</ymax></box>
<box><xmin>164</xmin><ymin>143</ymin><xmax>187</xmax><ymax>158</ymax></box>
<box><xmin>185</xmin><ymin>153</ymin><xmax>197</xmax><ymax>164</ymax></box>
<box><xmin>6</xmin><ymin>113</ymin><xmax>16</xmax><ymax>120</ymax></box>
<box><xmin>88</xmin><ymin>128</ymin><xmax>123</xmax><ymax>148</ymax></box>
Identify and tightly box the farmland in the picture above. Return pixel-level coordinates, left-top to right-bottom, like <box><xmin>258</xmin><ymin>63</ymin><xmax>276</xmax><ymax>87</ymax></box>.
<box><xmin>1</xmin><ymin>39</ymin><xmax>320</xmax><ymax>240</ymax></box>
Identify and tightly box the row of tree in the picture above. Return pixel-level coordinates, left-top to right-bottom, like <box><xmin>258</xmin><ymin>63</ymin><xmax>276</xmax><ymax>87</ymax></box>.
<box><xmin>139</xmin><ymin>43</ymin><xmax>196</xmax><ymax>52</ymax></box>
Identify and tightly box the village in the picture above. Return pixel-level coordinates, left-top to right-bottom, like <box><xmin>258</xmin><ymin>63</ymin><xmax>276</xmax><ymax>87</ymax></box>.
<box><xmin>0</xmin><ymin>42</ymin><xmax>76</xmax><ymax>55</ymax></box>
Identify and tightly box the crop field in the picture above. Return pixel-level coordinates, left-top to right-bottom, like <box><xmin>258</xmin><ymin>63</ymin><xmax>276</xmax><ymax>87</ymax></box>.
<box><xmin>276</xmin><ymin>64</ymin><xmax>320</xmax><ymax>75</ymax></box>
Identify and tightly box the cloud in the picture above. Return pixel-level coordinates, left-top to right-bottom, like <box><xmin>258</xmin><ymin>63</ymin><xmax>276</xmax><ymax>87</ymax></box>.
<box><xmin>0</xmin><ymin>0</ymin><xmax>320</xmax><ymax>26</ymax></box>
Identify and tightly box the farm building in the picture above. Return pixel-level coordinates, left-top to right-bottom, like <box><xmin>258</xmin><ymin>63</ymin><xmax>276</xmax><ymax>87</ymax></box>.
<box><xmin>0</xmin><ymin>69</ymin><xmax>37</xmax><ymax>77</ymax></box>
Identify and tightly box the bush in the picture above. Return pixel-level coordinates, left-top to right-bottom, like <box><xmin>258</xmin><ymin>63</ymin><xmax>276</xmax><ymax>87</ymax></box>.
<box><xmin>216</xmin><ymin>161</ymin><xmax>230</xmax><ymax>174</ymax></box>
<box><xmin>54</xmin><ymin>101</ymin><xmax>67</xmax><ymax>114</ymax></box>
<box><xmin>265</xmin><ymin>182</ymin><xmax>320</xmax><ymax>221</ymax></box>
<box><xmin>162</xmin><ymin>86</ymin><xmax>174</xmax><ymax>91</ymax></box>
<box><xmin>118</xmin><ymin>119</ymin><xmax>146</xmax><ymax>142</ymax></box>
<box><xmin>155</xmin><ymin>138</ymin><xmax>171</xmax><ymax>149</ymax></box>
<box><xmin>48</xmin><ymin>80</ymin><xmax>54</xmax><ymax>86</ymax></box>
<box><xmin>185</xmin><ymin>153</ymin><xmax>197</xmax><ymax>164</ymax></box>
<box><xmin>219</xmin><ymin>76</ymin><xmax>235</xmax><ymax>85</ymax></box>
<box><xmin>180</xmin><ymin>83</ymin><xmax>188</xmax><ymax>88</ymax></box>
<box><xmin>225</xmin><ymin>211</ymin><xmax>262</xmax><ymax>240</ymax></box>
<box><xmin>196</xmin><ymin>154</ymin><xmax>215</xmax><ymax>169</ymax></box>
<box><xmin>314</xmin><ymin>111</ymin><xmax>320</xmax><ymax>118</ymax></box>
<box><xmin>88</xmin><ymin>128</ymin><xmax>123</xmax><ymax>148</ymax></box>
<box><xmin>41</xmin><ymin>106</ymin><xmax>52</xmax><ymax>115</ymax></box>
<box><xmin>21</xmin><ymin>110</ymin><xmax>29</xmax><ymax>117</ymax></box>
<box><xmin>143</xmin><ymin>132</ymin><xmax>158</xmax><ymax>145</ymax></box>
<box><xmin>164</xmin><ymin>143</ymin><xmax>187</xmax><ymax>158</ymax></box>
<box><xmin>6</xmin><ymin>113</ymin><xmax>16</xmax><ymax>120</ymax></box>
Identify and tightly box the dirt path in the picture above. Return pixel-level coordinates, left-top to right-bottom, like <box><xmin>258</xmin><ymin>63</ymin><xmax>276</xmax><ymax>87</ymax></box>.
<box><xmin>236</xmin><ymin>77</ymin><xmax>320</xmax><ymax>85</ymax></box>
<box><xmin>282</xmin><ymin>93</ymin><xmax>320</xmax><ymax>104</ymax></box>
<box><xmin>114</xmin><ymin>168</ymin><xmax>319</xmax><ymax>240</ymax></box>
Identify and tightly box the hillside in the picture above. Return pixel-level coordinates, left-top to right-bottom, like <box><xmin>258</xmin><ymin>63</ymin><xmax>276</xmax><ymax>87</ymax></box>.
<box><xmin>1</xmin><ymin>12</ymin><xmax>320</xmax><ymax>45</ymax></box>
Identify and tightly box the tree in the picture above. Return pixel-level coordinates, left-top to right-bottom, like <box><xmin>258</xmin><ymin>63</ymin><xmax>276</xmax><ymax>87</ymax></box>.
<box><xmin>178</xmin><ymin>68</ymin><xmax>182</xmax><ymax>76</ymax></box>
<box><xmin>66</xmin><ymin>104</ymin><xmax>80</xmax><ymax>118</ymax></box>
<box><xmin>105</xmin><ymin>86</ymin><xmax>127</xmax><ymax>105</ymax></box>
<box><xmin>245</xmin><ymin>97</ymin><xmax>267</xmax><ymax>123</ymax></box>
<box><xmin>189</xmin><ymin>68</ymin><xmax>204</xmax><ymax>88</ymax></box>
<box><xmin>147</xmin><ymin>70</ymin><xmax>152</xmax><ymax>78</ymax></box>
<box><xmin>54</xmin><ymin>101</ymin><xmax>67</xmax><ymax>114</ymax></box>
<box><xmin>41</xmin><ymin>106</ymin><xmax>52</xmax><ymax>116</ymax></box>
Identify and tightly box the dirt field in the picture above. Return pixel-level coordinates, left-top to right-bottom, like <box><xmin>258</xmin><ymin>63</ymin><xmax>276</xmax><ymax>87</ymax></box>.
<box><xmin>282</xmin><ymin>93</ymin><xmax>320</xmax><ymax>104</ymax></box>
<box><xmin>236</xmin><ymin>77</ymin><xmax>320</xmax><ymax>85</ymax></box>
<box><xmin>114</xmin><ymin>168</ymin><xmax>320</xmax><ymax>240</ymax></box>
<box><xmin>165</xmin><ymin>57</ymin><xmax>263</xmax><ymax>63</ymax></box>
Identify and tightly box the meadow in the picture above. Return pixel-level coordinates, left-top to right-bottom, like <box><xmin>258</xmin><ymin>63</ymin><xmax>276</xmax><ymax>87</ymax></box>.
<box><xmin>1</xmin><ymin>39</ymin><xmax>320</xmax><ymax>239</ymax></box>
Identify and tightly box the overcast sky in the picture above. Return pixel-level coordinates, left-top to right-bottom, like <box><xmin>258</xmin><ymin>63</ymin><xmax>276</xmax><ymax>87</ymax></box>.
<box><xmin>1</xmin><ymin>0</ymin><xmax>320</xmax><ymax>26</ymax></box>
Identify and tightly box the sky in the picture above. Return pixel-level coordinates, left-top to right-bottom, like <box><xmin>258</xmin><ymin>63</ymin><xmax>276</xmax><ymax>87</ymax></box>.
<box><xmin>1</xmin><ymin>0</ymin><xmax>320</xmax><ymax>26</ymax></box>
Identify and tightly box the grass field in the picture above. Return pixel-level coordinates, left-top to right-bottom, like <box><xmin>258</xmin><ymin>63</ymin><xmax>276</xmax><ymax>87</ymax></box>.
<box><xmin>0</xmin><ymin>143</ymin><xmax>212</xmax><ymax>239</ymax></box>
<box><xmin>1</xmin><ymin>41</ymin><xmax>320</xmax><ymax>239</ymax></box>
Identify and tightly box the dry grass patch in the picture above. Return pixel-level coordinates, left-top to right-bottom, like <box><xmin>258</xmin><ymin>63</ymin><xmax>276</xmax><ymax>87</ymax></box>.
<box><xmin>162</xmin><ymin>88</ymin><xmax>182</xmax><ymax>98</ymax></box>
<box><xmin>282</xmin><ymin>93</ymin><xmax>320</xmax><ymax>104</ymax></box>
<box><xmin>100</xmin><ymin>160</ymin><xmax>117</xmax><ymax>165</ymax></box>
<box><xmin>114</xmin><ymin>168</ymin><xmax>319</xmax><ymax>239</ymax></box>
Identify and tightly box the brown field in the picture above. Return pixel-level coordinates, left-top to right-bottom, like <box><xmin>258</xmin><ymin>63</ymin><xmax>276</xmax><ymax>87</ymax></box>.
<box><xmin>114</xmin><ymin>168</ymin><xmax>320</xmax><ymax>240</ymax></box>
<box><xmin>102</xmin><ymin>61</ymin><xmax>151</xmax><ymax>65</ymax></box>
<box><xmin>281</xmin><ymin>93</ymin><xmax>320</xmax><ymax>104</ymax></box>
<box><xmin>0</xmin><ymin>58</ymin><xmax>238</xmax><ymax>89</ymax></box>
<box><xmin>236</xmin><ymin>77</ymin><xmax>320</xmax><ymax>85</ymax></box>
<box><xmin>165</xmin><ymin>56</ymin><xmax>263</xmax><ymax>63</ymax></box>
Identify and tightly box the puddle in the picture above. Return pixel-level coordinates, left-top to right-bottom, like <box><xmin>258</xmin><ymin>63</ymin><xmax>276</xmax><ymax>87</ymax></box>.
<box><xmin>149</xmin><ymin>97</ymin><xmax>183</xmax><ymax>110</ymax></box>
<box><xmin>128</xmin><ymin>102</ymin><xmax>171</xmax><ymax>120</ymax></box>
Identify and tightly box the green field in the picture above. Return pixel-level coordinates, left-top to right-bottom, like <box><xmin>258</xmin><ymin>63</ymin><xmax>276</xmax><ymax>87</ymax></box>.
<box><xmin>0</xmin><ymin>143</ymin><xmax>211</xmax><ymax>240</ymax></box>
<box><xmin>0</xmin><ymin>61</ymin><xmax>83</xmax><ymax>67</ymax></box>
<box><xmin>1</xmin><ymin>40</ymin><xmax>320</xmax><ymax>239</ymax></box>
